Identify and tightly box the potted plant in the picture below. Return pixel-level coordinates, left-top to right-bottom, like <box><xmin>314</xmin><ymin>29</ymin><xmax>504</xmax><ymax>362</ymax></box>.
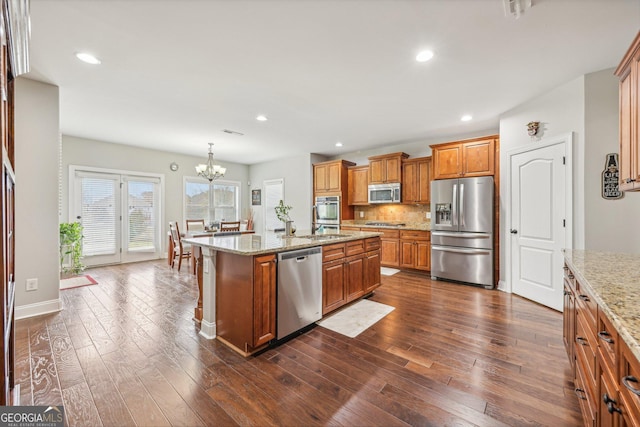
<box><xmin>274</xmin><ymin>200</ymin><xmax>295</xmax><ymax>236</ymax></box>
<box><xmin>60</xmin><ymin>222</ymin><xmax>85</xmax><ymax>277</ymax></box>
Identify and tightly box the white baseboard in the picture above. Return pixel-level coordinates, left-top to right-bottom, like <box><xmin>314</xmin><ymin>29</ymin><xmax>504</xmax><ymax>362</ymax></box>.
<box><xmin>496</xmin><ymin>279</ymin><xmax>510</xmax><ymax>293</ymax></box>
<box><xmin>15</xmin><ymin>298</ymin><xmax>63</xmax><ymax>320</ymax></box>
<box><xmin>199</xmin><ymin>319</ymin><xmax>216</xmax><ymax>340</ymax></box>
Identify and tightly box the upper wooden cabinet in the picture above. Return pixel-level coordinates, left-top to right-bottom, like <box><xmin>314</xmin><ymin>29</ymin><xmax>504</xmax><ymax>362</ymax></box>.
<box><xmin>368</xmin><ymin>152</ymin><xmax>409</xmax><ymax>184</ymax></box>
<box><xmin>348</xmin><ymin>165</ymin><xmax>369</xmax><ymax>205</ymax></box>
<box><xmin>615</xmin><ymin>31</ymin><xmax>640</xmax><ymax>191</ymax></box>
<box><xmin>313</xmin><ymin>159</ymin><xmax>355</xmax><ymax>195</ymax></box>
<box><xmin>430</xmin><ymin>136</ymin><xmax>497</xmax><ymax>180</ymax></box>
<box><xmin>402</xmin><ymin>157</ymin><xmax>431</xmax><ymax>204</ymax></box>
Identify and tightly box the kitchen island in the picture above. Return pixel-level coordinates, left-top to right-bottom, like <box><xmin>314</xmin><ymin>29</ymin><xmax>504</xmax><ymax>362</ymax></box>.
<box><xmin>563</xmin><ymin>249</ymin><xmax>640</xmax><ymax>425</ymax></box>
<box><xmin>183</xmin><ymin>230</ymin><xmax>382</xmax><ymax>356</ymax></box>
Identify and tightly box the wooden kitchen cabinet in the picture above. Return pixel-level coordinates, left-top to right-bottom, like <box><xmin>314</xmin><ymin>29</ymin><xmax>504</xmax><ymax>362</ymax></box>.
<box><xmin>348</xmin><ymin>165</ymin><xmax>369</xmax><ymax>205</ymax></box>
<box><xmin>402</xmin><ymin>157</ymin><xmax>431</xmax><ymax>204</ymax></box>
<box><xmin>374</xmin><ymin>228</ymin><xmax>400</xmax><ymax>267</ymax></box>
<box><xmin>615</xmin><ymin>31</ymin><xmax>640</xmax><ymax>191</ymax></box>
<box><xmin>563</xmin><ymin>266</ymin><xmax>576</xmax><ymax>372</ymax></box>
<box><xmin>322</xmin><ymin>238</ymin><xmax>381</xmax><ymax>315</ymax></box>
<box><xmin>216</xmin><ymin>252</ymin><xmax>276</xmax><ymax>355</ymax></box>
<box><xmin>314</xmin><ymin>159</ymin><xmax>355</xmax><ymax>195</ymax></box>
<box><xmin>399</xmin><ymin>230</ymin><xmax>430</xmax><ymax>271</ymax></box>
<box><xmin>368</xmin><ymin>152</ymin><xmax>409</xmax><ymax>184</ymax></box>
<box><xmin>430</xmin><ymin>136</ymin><xmax>496</xmax><ymax>180</ymax></box>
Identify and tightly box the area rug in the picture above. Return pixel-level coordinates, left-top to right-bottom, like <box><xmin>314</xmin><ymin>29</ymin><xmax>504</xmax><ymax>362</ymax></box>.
<box><xmin>60</xmin><ymin>274</ymin><xmax>97</xmax><ymax>290</ymax></box>
<box><xmin>316</xmin><ymin>299</ymin><xmax>395</xmax><ymax>338</ymax></box>
<box><xmin>380</xmin><ymin>267</ymin><xmax>400</xmax><ymax>276</ymax></box>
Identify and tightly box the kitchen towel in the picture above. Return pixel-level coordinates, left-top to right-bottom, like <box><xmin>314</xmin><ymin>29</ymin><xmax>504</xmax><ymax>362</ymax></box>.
<box><xmin>316</xmin><ymin>299</ymin><xmax>394</xmax><ymax>338</ymax></box>
<box><xmin>60</xmin><ymin>274</ymin><xmax>97</xmax><ymax>290</ymax></box>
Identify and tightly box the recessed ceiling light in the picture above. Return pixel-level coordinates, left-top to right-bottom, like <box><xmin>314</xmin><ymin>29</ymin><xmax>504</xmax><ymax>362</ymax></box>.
<box><xmin>416</xmin><ymin>50</ymin><xmax>434</xmax><ymax>63</ymax></box>
<box><xmin>461</xmin><ymin>115</ymin><xmax>473</xmax><ymax>122</ymax></box>
<box><xmin>335</xmin><ymin>142</ymin><xmax>343</xmax><ymax>147</ymax></box>
<box><xmin>256</xmin><ymin>115</ymin><xmax>268</xmax><ymax>121</ymax></box>
<box><xmin>75</xmin><ymin>52</ymin><xmax>101</xmax><ymax>65</ymax></box>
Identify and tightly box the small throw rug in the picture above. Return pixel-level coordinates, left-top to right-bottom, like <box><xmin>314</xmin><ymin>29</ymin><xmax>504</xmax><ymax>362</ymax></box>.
<box><xmin>380</xmin><ymin>267</ymin><xmax>400</xmax><ymax>276</ymax></box>
<box><xmin>316</xmin><ymin>299</ymin><xmax>395</xmax><ymax>338</ymax></box>
<box><xmin>60</xmin><ymin>274</ymin><xmax>97</xmax><ymax>290</ymax></box>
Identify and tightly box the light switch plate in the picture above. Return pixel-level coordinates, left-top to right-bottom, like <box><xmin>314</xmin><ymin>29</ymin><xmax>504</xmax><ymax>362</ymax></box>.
<box><xmin>26</xmin><ymin>278</ymin><xmax>38</xmax><ymax>291</ymax></box>
<box><xmin>426</xmin><ymin>212</ymin><xmax>431</xmax><ymax>219</ymax></box>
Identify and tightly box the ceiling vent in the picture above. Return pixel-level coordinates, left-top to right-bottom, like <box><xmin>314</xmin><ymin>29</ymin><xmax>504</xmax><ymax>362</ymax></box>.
<box><xmin>503</xmin><ymin>0</ymin><xmax>532</xmax><ymax>19</ymax></box>
<box><xmin>222</xmin><ymin>129</ymin><xmax>244</xmax><ymax>136</ymax></box>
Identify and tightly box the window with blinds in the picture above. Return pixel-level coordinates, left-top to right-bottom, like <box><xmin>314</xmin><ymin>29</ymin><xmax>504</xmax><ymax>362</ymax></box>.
<box><xmin>125</xmin><ymin>178</ymin><xmax>160</xmax><ymax>253</ymax></box>
<box><xmin>185</xmin><ymin>178</ymin><xmax>240</xmax><ymax>223</ymax></box>
<box><xmin>79</xmin><ymin>174</ymin><xmax>118</xmax><ymax>257</ymax></box>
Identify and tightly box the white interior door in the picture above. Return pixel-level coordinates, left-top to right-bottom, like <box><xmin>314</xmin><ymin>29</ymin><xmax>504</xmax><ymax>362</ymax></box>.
<box><xmin>264</xmin><ymin>179</ymin><xmax>284</xmax><ymax>231</ymax></box>
<box><xmin>509</xmin><ymin>135</ymin><xmax>571</xmax><ymax>311</ymax></box>
<box><xmin>72</xmin><ymin>168</ymin><xmax>162</xmax><ymax>266</ymax></box>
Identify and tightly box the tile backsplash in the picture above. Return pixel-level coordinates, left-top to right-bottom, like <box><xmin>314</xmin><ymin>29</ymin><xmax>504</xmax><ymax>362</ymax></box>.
<box><xmin>354</xmin><ymin>204</ymin><xmax>430</xmax><ymax>223</ymax></box>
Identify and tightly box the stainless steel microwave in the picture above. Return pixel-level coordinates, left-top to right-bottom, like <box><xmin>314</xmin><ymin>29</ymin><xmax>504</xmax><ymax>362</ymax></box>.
<box><xmin>368</xmin><ymin>183</ymin><xmax>401</xmax><ymax>204</ymax></box>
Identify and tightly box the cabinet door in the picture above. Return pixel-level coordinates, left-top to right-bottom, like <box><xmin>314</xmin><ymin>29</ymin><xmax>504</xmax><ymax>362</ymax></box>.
<box><xmin>399</xmin><ymin>239</ymin><xmax>415</xmax><ymax>269</ymax></box>
<box><xmin>599</xmin><ymin>369</ymin><xmax>620</xmax><ymax>427</ymax></box>
<box><xmin>345</xmin><ymin>254</ymin><xmax>364</xmax><ymax>302</ymax></box>
<box><xmin>462</xmin><ymin>139</ymin><xmax>495</xmax><ymax>177</ymax></box>
<box><xmin>563</xmin><ymin>281</ymin><xmax>576</xmax><ymax>368</ymax></box>
<box><xmin>322</xmin><ymin>259</ymin><xmax>346</xmax><ymax>314</ymax></box>
<box><xmin>348</xmin><ymin>167</ymin><xmax>369</xmax><ymax>205</ymax></box>
<box><xmin>380</xmin><ymin>238</ymin><xmax>399</xmax><ymax>267</ymax></box>
<box><xmin>417</xmin><ymin>158</ymin><xmax>431</xmax><ymax>204</ymax></box>
<box><xmin>327</xmin><ymin>162</ymin><xmax>341</xmax><ymax>192</ymax></box>
<box><xmin>253</xmin><ymin>254</ymin><xmax>276</xmax><ymax>347</ymax></box>
<box><xmin>385</xmin><ymin>157</ymin><xmax>401</xmax><ymax>183</ymax></box>
<box><xmin>369</xmin><ymin>158</ymin><xmax>386</xmax><ymax>184</ymax></box>
<box><xmin>402</xmin><ymin>162</ymin><xmax>418</xmax><ymax>203</ymax></box>
<box><xmin>433</xmin><ymin>145</ymin><xmax>462</xmax><ymax>179</ymax></box>
<box><xmin>314</xmin><ymin>164</ymin><xmax>328</xmax><ymax>192</ymax></box>
<box><xmin>415</xmin><ymin>241</ymin><xmax>430</xmax><ymax>271</ymax></box>
<box><xmin>364</xmin><ymin>250</ymin><xmax>381</xmax><ymax>293</ymax></box>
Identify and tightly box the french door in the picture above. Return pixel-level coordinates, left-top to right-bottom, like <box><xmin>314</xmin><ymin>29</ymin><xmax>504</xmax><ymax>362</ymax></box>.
<box><xmin>71</xmin><ymin>169</ymin><xmax>163</xmax><ymax>267</ymax></box>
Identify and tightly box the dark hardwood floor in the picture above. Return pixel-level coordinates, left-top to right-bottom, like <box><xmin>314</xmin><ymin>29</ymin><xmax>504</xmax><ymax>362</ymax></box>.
<box><xmin>15</xmin><ymin>260</ymin><xmax>581</xmax><ymax>426</ymax></box>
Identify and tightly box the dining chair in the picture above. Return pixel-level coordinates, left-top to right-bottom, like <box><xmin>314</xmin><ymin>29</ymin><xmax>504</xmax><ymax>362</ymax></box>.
<box><xmin>169</xmin><ymin>221</ymin><xmax>192</xmax><ymax>271</ymax></box>
<box><xmin>186</xmin><ymin>219</ymin><xmax>206</xmax><ymax>232</ymax></box>
<box><xmin>219</xmin><ymin>221</ymin><xmax>241</xmax><ymax>232</ymax></box>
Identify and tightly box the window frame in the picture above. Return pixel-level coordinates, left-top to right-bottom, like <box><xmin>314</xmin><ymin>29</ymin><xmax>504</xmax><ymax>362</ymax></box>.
<box><xmin>183</xmin><ymin>176</ymin><xmax>241</xmax><ymax>225</ymax></box>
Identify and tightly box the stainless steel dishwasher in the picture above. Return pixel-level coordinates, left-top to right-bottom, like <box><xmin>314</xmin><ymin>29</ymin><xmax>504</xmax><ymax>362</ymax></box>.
<box><xmin>277</xmin><ymin>246</ymin><xmax>322</xmax><ymax>339</ymax></box>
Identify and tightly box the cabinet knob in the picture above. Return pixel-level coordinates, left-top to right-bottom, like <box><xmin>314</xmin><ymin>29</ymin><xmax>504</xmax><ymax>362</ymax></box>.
<box><xmin>603</xmin><ymin>393</ymin><xmax>622</xmax><ymax>414</ymax></box>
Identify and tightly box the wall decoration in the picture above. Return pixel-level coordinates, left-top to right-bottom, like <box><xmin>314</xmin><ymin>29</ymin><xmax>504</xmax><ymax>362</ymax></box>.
<box><xmin>526</xmin><ymin>121</ymin><xmax>540</xmax><ymax>137</ymax></box>
<box><xmin>169</xmin><ymin>162</ymin><xmax>179</xmax><ymax>171</ymax></box>
<box><xmin>251</xmin><ymin>189</ymin><xmax>261</xmax><ymax>205</ymax></box>
<box><xmin>602</xmin><ymin>153</ymin><xmax>623</xmax><ymax>200</ymax></box>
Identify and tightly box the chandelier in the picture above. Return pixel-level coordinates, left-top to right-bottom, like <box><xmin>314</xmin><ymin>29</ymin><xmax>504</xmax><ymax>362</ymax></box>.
<box><xmin>195</xmin><ymin>143</ymin><xmax>226</xmax><ymax>181</ymax></box>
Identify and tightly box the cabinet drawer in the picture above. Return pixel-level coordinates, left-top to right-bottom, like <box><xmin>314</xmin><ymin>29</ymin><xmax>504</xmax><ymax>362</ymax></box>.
<box><xmin>375</xmin><ymin>228</ymin><xmax>400</xmax><ymax>239</ymax></box>
<box><xmin>365</xmin><ymin>237</ymin><xmax>381</xmax><ymax>252</ymax></box>
<box><xmin>575</xmin><ymin>280</ymin><xmax>597</xmax><ymax>329</ymax></box>
<box><xmin>597</xmin><ymin>308</ymin><xmax>617</xmax><ymax>371</ymax></box>
<box><xmin>619</xmin><ymin>339</ymin><xmax>640</xmax><ymax>423</ymax></box>
<box><xmin>322</xmin><ymin>243</ymin><xmax>346</xmax><ymax>262</ymax></box>
<box><xmin>399</xmin><ymin>230</ymin><xmax>430</xmax><ymax>240</ymax></box>
<box><xmin>345</xmin><ymin>239</ymin><xmax>365</xmax><ymax>256</ymax></box>
<box><xmin>564</xmin><ymin>264</ymin><xmax>576</xmax><ymax>290</ymax></box>
<box><xmin>575</xmin><ymin>313</ymin><xmax>597</xmax><ymax>385</ymax></box>
<box><xmin>575</xmin><ymin>360</ymin><xmax>597</xmax><ymax>427</ymax></box>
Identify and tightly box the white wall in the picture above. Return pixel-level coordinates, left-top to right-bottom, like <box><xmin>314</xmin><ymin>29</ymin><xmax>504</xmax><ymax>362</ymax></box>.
<box><xmin>15</xmin><ymin>78</ymin><xmax>61</xmax><ymax>315</ymax></box>
<box><xmin>62</xmin><ymin>135</ymin><xmax>250</xmax><ymax>251</ymax></box>
<box><xmin>585</xmin><ymin>69</ymin><xmax>640</xmax><ymax>253</ymax></box>
<box><xmin>249</xmin><ymin>153</ymin><xmax>317</xmax><ymax>234</ymax></box>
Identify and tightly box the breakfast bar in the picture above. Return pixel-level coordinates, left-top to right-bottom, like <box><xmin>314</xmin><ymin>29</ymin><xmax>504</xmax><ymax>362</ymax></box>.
<box><xmin>183</xmin><ymin>230</ymin><xmax>382</xmax><ymax>356</ymax></box>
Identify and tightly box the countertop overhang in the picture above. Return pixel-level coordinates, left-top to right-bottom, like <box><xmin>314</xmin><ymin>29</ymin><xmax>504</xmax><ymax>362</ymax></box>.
<box><xmin>563</xmin><ymin>249</ymin><xmax>640</xmax><ymax>361</ymax></box>
<box><xmin>183</xmin><ymin>230</ymin><xmax>383</xmax><ymax>256</ymax></box>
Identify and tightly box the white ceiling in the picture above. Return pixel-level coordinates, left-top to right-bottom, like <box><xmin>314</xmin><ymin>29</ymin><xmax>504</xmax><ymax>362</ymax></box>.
<box><xmin>27</xmin><ymin>0</ymin><xmax>640</xmax><ymax>165</ymax></box>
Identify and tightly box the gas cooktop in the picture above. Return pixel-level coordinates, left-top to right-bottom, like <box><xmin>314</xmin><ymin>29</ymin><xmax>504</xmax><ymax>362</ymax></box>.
<box><xmin>364</xmin><ymin>222</ymin><xmax>406</xmax><ymax>227</ymax></box>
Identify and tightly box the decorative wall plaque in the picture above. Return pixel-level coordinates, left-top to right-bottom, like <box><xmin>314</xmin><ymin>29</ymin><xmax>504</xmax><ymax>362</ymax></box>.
<box><xmin>602</xmin><ymin>153</ymin><xmax>623</xmax><ymax>200</ymax></box>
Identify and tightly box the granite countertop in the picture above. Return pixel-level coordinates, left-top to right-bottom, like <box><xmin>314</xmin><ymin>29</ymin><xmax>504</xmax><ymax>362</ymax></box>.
<box><xmin>563</xmin><ymin>249</ymin><xmax>640</xmax><ymax>361</ymax></box>
<box><xmin>183</xmin><ymin>230</ymin><xmax>382</xmax><ymax>256</ymax></box>
<box><xmin>342</xmin><ymin>220</ymin><xmax>431</xmax><ymax>231</ymax></box>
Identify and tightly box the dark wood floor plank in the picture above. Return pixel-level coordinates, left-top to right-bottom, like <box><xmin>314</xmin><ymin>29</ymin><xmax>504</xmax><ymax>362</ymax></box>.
<box><xmin>14</xmin><ymin>261</ymin><xmax>580</xmax><ymax>426</ymax></box>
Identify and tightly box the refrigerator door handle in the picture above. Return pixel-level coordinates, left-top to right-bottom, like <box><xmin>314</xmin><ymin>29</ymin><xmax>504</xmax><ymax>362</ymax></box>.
<box><xmin>432</xmin><ymin>232</ymin><xmax>492</xmax><ymax>239</ymax></box>
<box><xmin>452</xmin><ymin>183</ymin><xmax>458</xmax><ymax>228</ymax></box>
<box><xmin>431</xmin><ymin>245</ymin><xmax>492</xmax><ymax>255</ymax></box>
<box><xmin>459</xmin><ymin>183</ymin><xmax>465</xmax><ymax>229</ymax></box>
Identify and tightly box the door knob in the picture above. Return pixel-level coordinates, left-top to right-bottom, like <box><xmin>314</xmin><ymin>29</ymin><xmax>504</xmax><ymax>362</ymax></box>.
<box><xmin>510</xmin><ymin>229</ymin><xmax>518</xmax><ymax>234</ymax></box>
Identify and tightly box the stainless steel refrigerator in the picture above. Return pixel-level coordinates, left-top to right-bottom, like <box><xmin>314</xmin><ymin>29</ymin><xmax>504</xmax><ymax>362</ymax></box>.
<box><xmin>430</xmin><ymin>176</ymin><xmax>494</xmax><ymax>288</ymax></box>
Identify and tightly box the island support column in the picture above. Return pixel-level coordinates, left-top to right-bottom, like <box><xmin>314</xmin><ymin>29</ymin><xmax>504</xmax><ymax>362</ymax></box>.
<box><xmin>193</xmin><ymin>244</ymin><xmax>218</xmax><ymax>339</ymax></box>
